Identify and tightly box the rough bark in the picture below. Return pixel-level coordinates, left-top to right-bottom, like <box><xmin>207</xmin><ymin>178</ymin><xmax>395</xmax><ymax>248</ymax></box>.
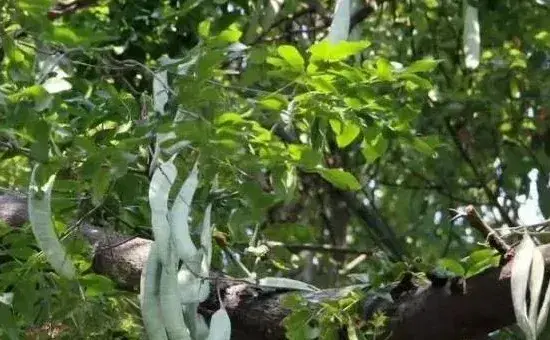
<box><xmin>0</xmin><ymin>194</ymin><xmax>527</xmax><ymax>339</ymax></box>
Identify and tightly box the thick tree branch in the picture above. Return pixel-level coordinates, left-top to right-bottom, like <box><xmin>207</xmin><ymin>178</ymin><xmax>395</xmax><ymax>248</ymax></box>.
<box><xmin>0</xmin><ymin>194</ymin><xmax>528</xmax><ymax>339</ymax></box>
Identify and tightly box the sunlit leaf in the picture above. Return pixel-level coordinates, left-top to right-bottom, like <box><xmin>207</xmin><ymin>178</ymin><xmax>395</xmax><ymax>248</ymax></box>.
<box><xmin>199</xmin><ymin>20</ymin><xmax>212</xmax><ymax>38</ymax></box>
<box><xmin>217</xmin><ymin>26</ymin><xmax>243</xmax><ymax>43</ymax></box>
<box><xmin>330</xmin><ymin>120</ymin><xmax>361</xmax><ymax>148</ymax></box>
<box><xmin>376</xmin><ymin>58</ymin><xmax>393</xmax><ymax>81</ymax></box>
<box><xmin>309</xmin><ymin>40</ymin><xmax>370</xmax><ymax>62</ymax></box>
<box><xmin>313</xmin><ymin>168</ymin><xmax>361</xmax><ymax>191</ymax></box>
<box><xmin>405</xmin><ymin>58</ymin><xmax>440</xmax><ymax>73</ymax></box>
<box><xmin>259</xmin><ymin>95</ymin><xmax>289</xmax><ymax>111</ymax></box>
<box><xmin>277</xmin><ymin>45</ymin><xmax>305</xmax><ymax>71</ymax></box>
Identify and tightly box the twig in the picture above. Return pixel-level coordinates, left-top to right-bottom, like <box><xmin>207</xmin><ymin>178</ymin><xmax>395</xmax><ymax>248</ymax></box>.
<box><xmin>522</xmin><ymin>218</ymin><xmax>550</xmax><ymax>230</ymax></box>
<box><xmin>452</xmin><ymin>205</ymin><xmax>511</xmax><ymax>255</ymax></box>
<box><xmin>47</xmin><ymin>0</ymin><xmax>97</xmax><ymax>20</ymax></box>
<box><xmin>250</xmin><ymin>7</ymin><xmax>320</xmax><ymax>45</ymax></box>
<box><xmin>339</xmin><ymin>253</ymin><xmax>368</xmax><ymax>275</ymax></box>
<box><xmin>96</xmin><ymin>236</ymin><xmax>139</xmax><ymax>251</ymax></box>
<box><xmin>233</xmin><ymin>241</ymin><xmax>373</xmax><ymax>256</ymax></box>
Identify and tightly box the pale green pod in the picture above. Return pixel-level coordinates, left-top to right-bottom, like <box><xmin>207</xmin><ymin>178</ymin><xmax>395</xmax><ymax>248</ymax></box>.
<box><xmin>140</xmin><ymin>243</ymin><xmax>169</xmax><ymax>340</ymax></box>
<box><xmin>28</xmin><ymin>165</ymin><xmax>76</xmax><ymax>279</ymax></box>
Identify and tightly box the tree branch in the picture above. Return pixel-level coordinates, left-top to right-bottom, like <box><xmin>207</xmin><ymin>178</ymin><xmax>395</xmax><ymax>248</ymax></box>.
<box><xmin>232</xmin><ymin>241</ymin><xmax>374</xmax><ymax>256</ymax></box>
<box><xmin>0</xmin><ymin>194</ymin><xmax>528</xmax><ymax>340</ymax></box>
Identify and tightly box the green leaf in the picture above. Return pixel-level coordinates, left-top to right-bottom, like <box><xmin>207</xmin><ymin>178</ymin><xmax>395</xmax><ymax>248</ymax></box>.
<box><xmin>215</xmin><ymin>112</ymin><xmax>245</xmax><ymax>125</ymax></box>
<box><xmin>259</xmin><ymin>95</ymin><xmax>289</xmax><ymax>111</ymax></box>
<box><xmin>308</xmin><ymin>75</ymin><xmax>338</xmax><ymax>93</ymax></box>
<box><xmin>309</xmin><ymin>40</ymin><xmax>371</xmax><ymax>63</ymax></box>
<box><xmin>437</xmin><ymin>258</ymin><xmax>465</xmax><ymax>276</ymax></box>
<box><xmin>8</xmin><ymin>85</ymin><xmax>44</xmax><ymax>102</ymax></box>
<box><xmin>399</xmin><ymin>73</ymin><xmax>433</xmax><ymax>90</ymax></box>
<box><xmin>91</xmin><ymin>168</ymin><xmax>110</xmax><ymax>206</ymax></box>
<box><xmin>467</xmin><ymin>249</ymin><xmax>499</xmax><ymax>264</ymax></box>
<box><xmin>330</xmin><ymin>120</ymin><xmax>361</xmax><ymax>148</ymax></box>
<box><xmin>47</xmin><ymin>27</ymin><xmax>85</xmax><ymax>45</ymax></box>
<box><xmin>412</xmin><ymin>137</ymin><xmax>437</xmax><ymax>156</ymax></box>
<box><xmin>405</xmin><ymin>58</ymin><xmax>440</xmax><ymax>73</ymax></box>
<box><xmin>283</xmin><ymin>309</ymin><xmax>314</xmax><ymax>340</ymax></box>
<box><xmin>277</xmin><ymin>45</ymin><xmax>305</xmax><ymax>71</ymax></box>
<box><xmin>464</xmin><ymin>249</ymin><xmax>500</xmax><ymax>277</ymax></box>
<box><xmin>313</xmin><ymin>168</ymin><xmax>361</xmax><ymax>191</ymax></box>
<box><xmin>80</xmin><ymin>274</ymin><xmax>116</xmax><ymax>297</ymax></box>
<box><xmin>376</xmin><ymin>58</ymin><xmax>393</xmax><ymax>81</ymax></box>
<box><xmin>30</xmin><ymin>141</ymin><xmax>49</xmax><ymax>163</ymax></box>
<box><xmin>0</xmin><ymin>304</ymin><xmax>17</xmax><ymax>338</ymax></box>
<box><xmin>465</xmin><ymin>256</ymin><xmax>499</xmax><ymax>278</ymax></box>
<box><xmin>217</xmin><ymin>26</ymin><xmax>242</xmax><ymax>43</ymax></box>
<box><xmin>362</xmin><ymin>133</ymin><xmax>388</xmax><ymax>163</ymax></box>
<box><xmin>266</xmin><ymin>56</ymin><xmax>287</xmax><ymax>68</ymax></box>
<box><xmin>198</xmin><ymin>20</ymin><xmax>212</xmax><ymax>38</ymax></box>
<box><xmin>288</xmin><ymin>144</ymin><xmax>323</xmax><ymax>168</ymax></box>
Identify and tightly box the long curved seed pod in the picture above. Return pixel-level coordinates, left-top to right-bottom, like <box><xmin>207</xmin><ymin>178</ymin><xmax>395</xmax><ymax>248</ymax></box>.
<box><xmin>206</xmin><ymin>307</ymin><xmax>231</xmax><ymax>340</ymax></box>
<box><xmin>197</xmin><ymin>204</ymin><xmax>213</xmax><ymax>302</ymax></box>
<box><xmin>28</xmin><ymin>165</ymin><xmax>76</xmax><ymax>279</ymax></box>
<box><xmin>177</xmin><ymin>261</ymin><xmax>208</xmax><ymax>305</ymax></box>
<box><xmin>462</xmin><ymin>1</ymin><xmax>480</xmax><ymax>69</ymax></box>
<box><xmin>183</xmin><ymin>303</ymin><xmax>209</xmax><ymax>340</ymax></box>
<box><xmin>140</xmin><ymin>243</ymin><xmax>169</xmax><ymax>340</ymax></box>
<box><xmin>149</xmin><ymin>157</ymin><xmax>177</xmax><ymax>265</ymax></box>
<box><xmin>511</xmin><ymin>231</ymin><xmax>536</xmax><ymax>340</ymax></box>
<box><xmin>159</xmin><ymin>246</ymin><xmax>191</xmax><ymax>340</ymax></box>
<box><xmin>170</xmin><ymin>162</ymin><xmax>199</xmax><ymax>263</ymax></box>
<box><xmin>529</xmin><ymin>245</ymin><xmax>544</xmax><ymax>334</ymax></box>
<box><xmin>200</xmin><ymin>204</ymin><xmax>213</xmax><ymax>267</ymax></box>
<box><xmin>206</xmin><ymin>282</ymin><xmax>231</xmax><ymax>340</ymax></box>
<box><xmin>326</xmin><ymin>0</ymin><xmax>350</xmax><ymax>43</ymax></box>
<box><xmin>537</xmin><ymin>247</ymin><xmax>550</xmax><ymax>335</ymax></box>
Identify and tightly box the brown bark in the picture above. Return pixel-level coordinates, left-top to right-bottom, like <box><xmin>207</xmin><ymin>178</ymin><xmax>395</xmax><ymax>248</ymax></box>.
<box><xmin>0</xmin><ymin>194</ymin><xmax>526</xmax><ymax>339</ymax></box>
